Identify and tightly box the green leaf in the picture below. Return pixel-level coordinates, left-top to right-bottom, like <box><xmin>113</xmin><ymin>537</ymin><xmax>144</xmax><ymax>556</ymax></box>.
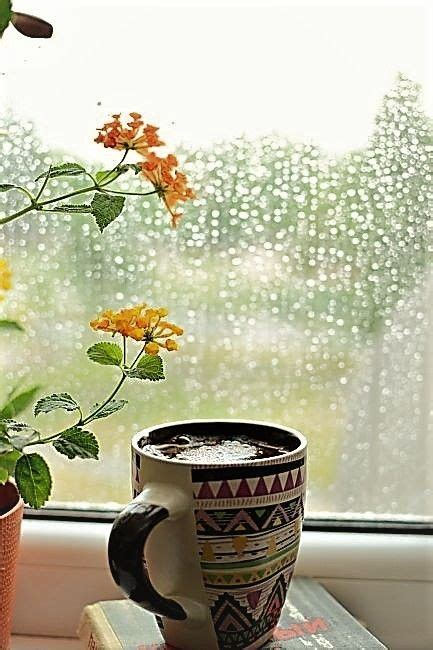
<box><xmin>35</xmin><ymin>163</ymin><xmax>85</xmax><ymax>182</ymax></box>
<box><xmin>53</xmin><ymin>203</ymin><xmax>92</xmax><ymax>214</ymax></box>
<box><xmin>0</xmin><ymin>385</ymin><xmax>40</xmax><ymax>419</ymax></box>
<box><xmin>0</xmin><ymin>449</ymin><xmax>21</xmax><ymax>476</ymax></box>
<box><xmin>95</xmin><ymin>164</ymin><xmax>140</xmax><ymax>185</ymax></box>
<box><xmin>0</xmin><ymin>1</ymin><xmax>12</xmax><ymax>37</ymax></box>
<box><xmin>5</xmin><ymin>379</ymin><xmax>27</xmax><ymax>403</ymax></box>
<box><xmin>5</xmin><ymin>421</ymin><xmax>40</xmax><ymax>451</ymax></box>
<box><xmin>95</xmin><ymin>170</ymin><xmax>122</xmax><ymax>185</ymax></box>
<box><xmin>0</xmin><ymin>466</ymin><xmax>8</xmax><ymax>484</ymax></box>
<box><xmin>53</xmin><ymin>427</ymin><xmax>99</xmax><ymax>460</ymax></box>
<box><xmin>91</xmin><ymin>192</ymin><xmax>125</xmax><ymax>232</ymax></box>
<box><xmin>15</xmin><ymin>453</ymin><xmax>51</xmax><ymax>508</ymax></box>
<box><xmin>90</xmin><ymin>399</ymin><xmax>127</xmax><ymax>421</ymax></box>
<box><xmin>0</xmin><ymin>319</ymin><xmax>24</xmax><ymax>331</ymax></box>
<box><xmin>0</xmin><ymin>436</ymin><xmax>13</xmax><ymax>453</ymax></box>
<box><xmin>87</xmin><ymin>342</ymin><xmax>123</xmax><ymax>366</ymax></box>
<box><xmin>0</xmin><ymin>183</ymin><xmax>17</xmax><ymax>192</ymax></box>
<box><xmin>34</xmin><ymin>392</ymin><xmax>79</xmax><ymax>417</ymax></box>
<box><xmin>126</xmin><ymin>355</ymin><xmax>164</xmax><ymax>381</ymax></box>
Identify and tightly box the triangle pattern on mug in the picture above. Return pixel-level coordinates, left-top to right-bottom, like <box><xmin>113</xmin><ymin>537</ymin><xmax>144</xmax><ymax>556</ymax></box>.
<box><xmin>195</xmin><ymin>496</ymin><xmax>302</xmax><ymax>535</ymax></box>
<box><xmin>193</xmin><ymin>467</ymin><xmax>305</xmax><ymax>500</ymax></box>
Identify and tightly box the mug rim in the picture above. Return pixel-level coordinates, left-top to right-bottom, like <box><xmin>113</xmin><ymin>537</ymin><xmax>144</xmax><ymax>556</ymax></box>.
<box><xmin>132</xmin><ymin>419</ymin><xmax>307</xmax><ymax>468</ymax></box>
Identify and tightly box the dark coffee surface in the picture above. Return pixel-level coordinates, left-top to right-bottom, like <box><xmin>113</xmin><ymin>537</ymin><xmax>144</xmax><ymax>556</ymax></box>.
<box><xmin>143</xmin><ymin>433</ymin><xmax>288</xmax><ymax>463</ymax></box>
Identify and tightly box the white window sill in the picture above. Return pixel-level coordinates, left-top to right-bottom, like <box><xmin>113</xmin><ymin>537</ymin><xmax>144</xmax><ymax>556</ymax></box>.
<box><xmin>13</xmin><ymin>519</ymin><xmax>433</xmax><ymax>650</ymax></box>
<box><xmin>12</xmin><ymin>637</ymin><xmax>80</xmax><ymax>650</ymax></box>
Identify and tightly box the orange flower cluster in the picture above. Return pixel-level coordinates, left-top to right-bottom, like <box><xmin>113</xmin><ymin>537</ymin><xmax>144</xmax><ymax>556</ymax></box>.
<box><xmin>0</xmin><ymin>259</ymin><xmax>12</xmax><ymax>300</ymax></box>
<box><xmin>90</xmin><ymin>304</ymin><xmax>183</xmax><ymax>355</ymax></box>
<box><xmin>95</xmin><ymin>112</ymin><xmax>195</xmax><ymax>227</ymax></box>
<box><xmin>140</xmin><ymin>153</ymin><xmax>195</xmax><ymax>228</ymax></box>
<box><xmin>95</xmin><ymin>113</ymin><xmax>164</xmax><ymax>156</ymax></box>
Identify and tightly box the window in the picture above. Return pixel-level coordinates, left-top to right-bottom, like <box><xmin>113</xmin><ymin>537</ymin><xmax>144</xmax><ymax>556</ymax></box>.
<box><xmin>0</xmin><ymin>0</ymin><xmax>431</xmax><ymax>520</ymax></box>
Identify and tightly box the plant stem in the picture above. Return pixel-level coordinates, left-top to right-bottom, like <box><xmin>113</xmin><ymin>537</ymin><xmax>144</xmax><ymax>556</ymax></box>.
<box><xmin>103</xmin><ymin>188</ymin><xmax>158</xmax><ymax>197</ymax></box>
<box><xmin>29</xmin><ymin>431</ymin><xmax>67</xmax><ymax>446</ymax></box>
<box><xmin>21</xmin><ymin>338</ymin><xmax>147</xmax><ymax>450</ymax></box>
<box><xmin>0</xmin><ymin>186</ymin><xmax>95</xmax><ymax>226</ymax></box>
<box><xmin>81</xmin><ymin>374</ymin><xmax>126</xmax><ymax>426</ymax></box>
<box><xmin>0</xmin><ymin>148</ymin><xmax>157</xmax><ymax>227</ymax></box>
<box><xmin>98</xmin><ymin>150</ymin><xmax>129</xmax><ymax>186</ymax></box>
<box><xmin>35</xmin><ymin>165</ymin><xmax>52</xmax><ymax>202</ymax></box>
<box><xmin>24</xmin><ymin>368</ymin><xmax>127</xmax><ymax>446</ymax></box>
<box><xmin>37</xmin><ymin>185</ymin><xmax>96</xmax><ymax>207</ymax></box>
<box><xmin>0</xmin><ymin>203</ymin><xmax>35</xmax><ymax>226</ymax></box>
<box><xmin>39</xmin><ymin>208</ymin><xmax>91</xmax><ymax>214</ymax></box>
<box><xmin>81</xmin><ymin>338</ymin><xmax>145</xmax><ymax>426</ymax></box>
<box><xmin>15</xmin><ymin>186</ymin><xmax>35</xmax><ymax>203</ymax></box>
<box><xmin>131</xmin><ymin>344</ymin><xmax>146</xmax><ymax>368</ymax></box>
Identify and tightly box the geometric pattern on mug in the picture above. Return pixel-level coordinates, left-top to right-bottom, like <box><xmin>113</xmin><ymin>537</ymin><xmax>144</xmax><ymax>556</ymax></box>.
<box><xmin>193</xmin><ymin>465</ymin><xmax>305</xmax><ymax>500</ymax></box>
<box><xmin>198</xmin><ymin>520</ymin><xmax>299</xmax><ymax>564</ymax></box>
<box><xmin>195</xmin><ymin>496</ymin><xmax>303</xmax><ymax>535</ymax></box>
<box><xmin>201</xmin><ymin>542</ymin><xmax>299</xmax><ymax>588</ymax></box>
<box><xmin>206</xmin><ymin>566</ymin><xmax>293</xmax><ymax>616</ymax></box>
<box><xmin>193</xmin><ymin>460</ymin><xmax>303</xmax><ymax>649</ymax></box>
<box><xmin>211</xmin><ymin>572</ymin><xmax>289</xmax><ymax>649</ymax></box>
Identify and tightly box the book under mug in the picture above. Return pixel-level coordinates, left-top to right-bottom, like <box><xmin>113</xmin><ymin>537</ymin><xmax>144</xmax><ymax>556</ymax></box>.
<box><xmin>78</xmin><ymin>577</ymin><xmax>387</xmax><ymax>649</ymax></box>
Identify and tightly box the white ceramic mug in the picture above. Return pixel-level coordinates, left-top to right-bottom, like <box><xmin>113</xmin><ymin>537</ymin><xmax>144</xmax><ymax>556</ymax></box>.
<box><xmin>108</xmin><ymin>419</ymin><xmax>307</xmax><ymax>650</ymax></box>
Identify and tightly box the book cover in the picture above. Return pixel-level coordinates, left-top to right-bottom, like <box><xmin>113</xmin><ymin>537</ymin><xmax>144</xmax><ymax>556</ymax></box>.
<box><xmin>78</xmin><ymin>577</ymin><xmax>387</xmax><ymax>649</ymax></box>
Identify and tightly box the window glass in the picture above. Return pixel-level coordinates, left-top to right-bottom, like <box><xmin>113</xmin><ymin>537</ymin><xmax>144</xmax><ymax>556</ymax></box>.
<box><xmin>0</xmin><ymin>1</ymin><xmax>431</xmax><ymax>517</ymax></box>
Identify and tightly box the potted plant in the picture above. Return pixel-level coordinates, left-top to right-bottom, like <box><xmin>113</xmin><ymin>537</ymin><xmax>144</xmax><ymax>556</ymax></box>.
<box><xmin>0</xmin><ymin>112</ymin><xmax>194</xmax><ymax>648</ymax></box>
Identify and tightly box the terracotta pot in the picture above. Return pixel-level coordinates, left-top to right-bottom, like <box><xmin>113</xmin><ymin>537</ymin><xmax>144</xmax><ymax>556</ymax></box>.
<box><xmin>0</xmin><ymin>482</ymin><xmax>24</xmax><ymax>650</ymax></box>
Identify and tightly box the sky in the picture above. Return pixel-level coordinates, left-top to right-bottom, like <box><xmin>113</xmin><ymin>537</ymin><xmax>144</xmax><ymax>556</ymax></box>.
<box><xmin>0</xmin><ymin>0</ymin><xmax>432</xmax><ymax>161</ymax></box>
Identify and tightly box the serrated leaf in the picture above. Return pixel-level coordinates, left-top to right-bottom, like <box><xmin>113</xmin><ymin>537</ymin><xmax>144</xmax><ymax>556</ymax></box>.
<box><xmin>35</xmin><ymin>163</ymin><xmax>85</xmax><ymax>182</ymax></box>
<box><xmin>0</xmin><ymin>436</ymin><xmax>13</xmax><ymax>453</ymax></box>
<box><xmin>2</xmin><ymin>420</ymin><xmax>30</xmax><ymax>432</ymax></box>
<box><xmin>6</xmin><ymin>422</ymin><xmax>40</xmax><ymax>451</ymax></box>
<box><xmin>90</xmin><ymin>399</ymin><xmax>127</xmax><ymax>421</ymax></box>
<box><xmin>15</xmin><ymin>453</ymin><xmax>51</xmax><ymax>508</ymax></box>
<box><xmin>0</xmin><ymin>319</ymin><xmax>24</xmax><ymax>331</ymax></box>
<box><xmin>87</xmin><ymin>342</ymin><xmax>123</xmax><ymax>366</ymax></box>
<box><xmin>127</xmin><ymin>355</ymin><xmax>164</xmax><ymax>381</ymax></box>
<box><xmin>0</xmin><ymin>183</ymin><xmax>17</xmax><ymax>192</ymax></box>
<box><xmin>0</xmin><ymin>385</ymin><xmax>40</xmax><ymax>419</ymax></box>
<box><xmin>1</xmin><ymin>420</ymin><xmax>40</xmax><ymax>449</ymax></box>
<box><xmin>0</xmin><ymin>449</ymin><xmax>20</xmax><ymax>476</ymax></box>
<box><xmin>53</xmin><ymin>427</ymin><xmax>99</xmax><ymax>460</ymax></box>
<box><xmin>53</xmin><ymin>203</ymin><xmax>92</xmax><ymax>214</ymax></box>
<box><xmin>91</xmin><ymin>192</ymin><xmax>125</xmax><ymax>232</ymax></box>
<box><xmin>34</xmin><ymin>392</ymin><xmax>79</xmax><ymax>417</ymax></box>
<box><xmin>0</xmin><ymin>466</ymin><xmax>8</xmax><ymax>484</ymax></box>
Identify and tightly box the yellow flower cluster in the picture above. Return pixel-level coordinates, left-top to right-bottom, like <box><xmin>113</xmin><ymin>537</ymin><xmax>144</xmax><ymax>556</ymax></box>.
<box><xmin>90</xmin><ymin>304</ymin><xmax>183</xmax><ymax>354</ymax></box>
<box><xmin>0</xmin><ymin>259</ymin><xmax>12</xmax><ymax>300</ymax></box>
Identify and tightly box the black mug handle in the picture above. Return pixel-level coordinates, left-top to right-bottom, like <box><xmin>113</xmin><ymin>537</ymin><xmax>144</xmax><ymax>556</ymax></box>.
<box><xmin>108</xmin><ymin>490</ymin><xmax>187</xmax><ymax>620</ymax></box>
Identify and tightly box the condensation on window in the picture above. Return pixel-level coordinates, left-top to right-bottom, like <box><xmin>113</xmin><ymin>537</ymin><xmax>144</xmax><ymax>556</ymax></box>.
<box><xmin>0</xmin><ymin>75</ymin><xmax>432</xmax><ymax>517</ymax></box>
